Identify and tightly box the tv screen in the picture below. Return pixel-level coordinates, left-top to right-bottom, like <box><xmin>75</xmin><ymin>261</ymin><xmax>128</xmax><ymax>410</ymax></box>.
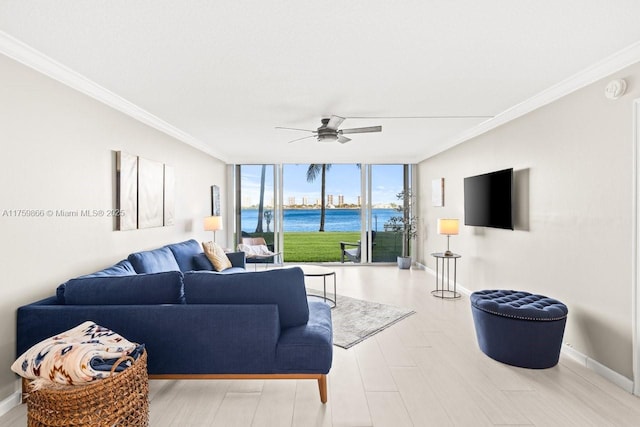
<box><xmin>464</xmin><ymin>168</ymin><xmax>513</xmax><ymax>230</ymax></box>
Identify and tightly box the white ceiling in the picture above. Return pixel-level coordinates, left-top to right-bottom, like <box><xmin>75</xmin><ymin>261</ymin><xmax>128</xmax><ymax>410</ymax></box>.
<box><xmin>2</xmin><ymin>1</ymin><xmax>640</xmax><ymax>164</ymax></box>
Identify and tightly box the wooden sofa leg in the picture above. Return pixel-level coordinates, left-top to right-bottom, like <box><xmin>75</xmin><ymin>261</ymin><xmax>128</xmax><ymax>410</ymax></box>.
<box><xmin>317</xmin><ymin>375</ymin><xmax>327</xmax><ymax>403</ymax></box>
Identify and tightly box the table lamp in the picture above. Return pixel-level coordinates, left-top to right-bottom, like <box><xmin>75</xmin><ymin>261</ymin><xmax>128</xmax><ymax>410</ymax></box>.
<box><xmin>204</xmin><ymin>216</ymin><xmax>223</xmax><ymax>242</ymax></box>
<box><xmin>437</xmin><ymin>218</ymin><xmax>459</xmax><ymax>256</ymax></box>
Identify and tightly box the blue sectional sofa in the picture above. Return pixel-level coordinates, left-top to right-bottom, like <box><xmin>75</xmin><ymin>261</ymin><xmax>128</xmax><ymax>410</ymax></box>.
<box><xmin>16</xmin><ymin>239</ymin><xmax>333</xmax><ymax>402</ymax></box>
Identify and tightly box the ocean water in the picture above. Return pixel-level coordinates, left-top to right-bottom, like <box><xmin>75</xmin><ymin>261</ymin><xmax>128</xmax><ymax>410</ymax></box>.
<box><xmin>241</xmin><ymin>208</ymin><xmax>398</xmax><ymax>232</ymax></box>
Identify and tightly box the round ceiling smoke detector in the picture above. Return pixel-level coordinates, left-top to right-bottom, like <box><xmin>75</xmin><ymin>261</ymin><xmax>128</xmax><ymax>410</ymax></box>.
<box><xmin>605</xmin><ymin>78</ymin><xmax>627</xmax><ymax>100</ymax></box>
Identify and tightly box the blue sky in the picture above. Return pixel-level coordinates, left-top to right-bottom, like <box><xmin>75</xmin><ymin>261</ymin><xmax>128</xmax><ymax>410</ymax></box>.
<box><xmin>241</xmin><ymin>164</ymin><xmax>404</xmax><ymax>207</ymax></box>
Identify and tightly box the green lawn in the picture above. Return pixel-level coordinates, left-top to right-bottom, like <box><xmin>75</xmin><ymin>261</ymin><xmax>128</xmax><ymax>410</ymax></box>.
<box><xmin>249</xmin><ymin>231</ymin><xmax>404</xmax><ymax>262</ymax></box>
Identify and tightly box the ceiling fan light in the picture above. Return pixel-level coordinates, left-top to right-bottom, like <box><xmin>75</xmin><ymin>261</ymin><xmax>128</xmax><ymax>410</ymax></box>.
<box><xmin>317</xmin><ymin>134</ymin><xmax>338</xmax><ymax>142</ymax></box>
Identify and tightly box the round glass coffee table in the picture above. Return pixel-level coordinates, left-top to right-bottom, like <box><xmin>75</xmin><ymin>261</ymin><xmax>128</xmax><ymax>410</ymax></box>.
<box><xmin>292</xmin><ymin>265</ymin><xmax>337</xmax><ymax>308</ymax></box>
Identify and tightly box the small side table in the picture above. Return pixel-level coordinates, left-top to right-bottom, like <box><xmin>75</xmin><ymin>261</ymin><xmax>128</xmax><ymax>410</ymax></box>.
<box><xmin>431</xmin><ymin>253</ymin><xmax>461</xmax><ymax>299</ymax></box>
<box><xmin>293</xmin><ymin>265</ymin><xmax>337</xmax><ymax>308</ymax></box>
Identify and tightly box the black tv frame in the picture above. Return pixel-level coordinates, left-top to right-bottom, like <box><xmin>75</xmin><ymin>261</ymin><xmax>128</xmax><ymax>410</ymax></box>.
<box><xmin>463</xmin><ymin>168</ymin><xmax>514</xmax><ymax>230</ymax></box>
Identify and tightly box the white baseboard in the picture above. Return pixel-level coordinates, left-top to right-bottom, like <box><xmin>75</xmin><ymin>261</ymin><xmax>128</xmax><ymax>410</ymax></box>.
<box><xmin>418</xmin><ymin>263</ymin><xmax>472</xmax><ymax>296</ymax></box>
<box><xmin>0</xmin><ymin>390</ymin><xmax>21</xmax><ymax>419</ymax></box>
<box><xmin>419</xmin><ymin>262</ymin><xmax>635</xmax><ymax>393</ymax></box>
<box><xmin>561</xmin><ymin>344</ymin><xmax>634</xmax><ymax>393</ymax></box>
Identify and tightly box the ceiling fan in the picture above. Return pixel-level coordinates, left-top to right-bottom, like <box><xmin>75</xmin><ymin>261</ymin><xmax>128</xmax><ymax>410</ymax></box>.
<box><xmin>276</xmin><ymin>115</ymin><xmax>382</xmax><ymax>144</ymax></box>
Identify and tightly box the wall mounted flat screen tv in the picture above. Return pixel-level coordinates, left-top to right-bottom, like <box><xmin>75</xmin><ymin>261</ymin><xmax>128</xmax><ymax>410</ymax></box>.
<box><xmin>464</xmin><ymin>168</ymin><xmax>514</xmax><ymax>230</ymax></box>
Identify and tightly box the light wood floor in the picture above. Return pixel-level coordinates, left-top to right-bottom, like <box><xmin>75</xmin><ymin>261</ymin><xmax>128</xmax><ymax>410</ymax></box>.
<box><xmin>3</xmin><ymin>265</ymin><xmax>640</xmax><ymax>426</ymax></box>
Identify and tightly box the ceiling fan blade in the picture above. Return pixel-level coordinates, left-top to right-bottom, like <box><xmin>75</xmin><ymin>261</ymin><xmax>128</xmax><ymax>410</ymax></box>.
<box><xmin>338</xmin><ymin>135</ymin><xmax>351</xmax><ymax>144</ymax></box>
<box><xmin>275</xmin><ymin>126</ymin><xmax>315</xmax><ymax>133</ymax></box>
<box><xmin>326</xmin><ymin>115</ymin><xmax>345</xmax><ymax>130</ymax></box>
<box><xmin>339</xmin><ymin>125</ymin><xmax>382</xmax><ymax>135</ymax></box>
<box><xmin>287</xmin><ymin>135</ymin><xmax>316</xmax><ymax>144</ymax></box>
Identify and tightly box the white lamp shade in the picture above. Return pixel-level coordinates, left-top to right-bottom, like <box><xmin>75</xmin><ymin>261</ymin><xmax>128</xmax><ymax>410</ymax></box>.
<box><xmin>437</xmin><ymin>218</ymin><xmax>459</xmax><ymax>235</ymax></box>
<box><xmin>204</xmin><ymin>216</ymin><xmax>223</xmax><ymax>231</ymax></box>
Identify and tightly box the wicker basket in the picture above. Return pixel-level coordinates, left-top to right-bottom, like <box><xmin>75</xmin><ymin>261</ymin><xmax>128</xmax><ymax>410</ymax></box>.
<box><xmin>25</xmin><ymin>350</ymin><xmax>149</xmax><ymax>427</ymax></box>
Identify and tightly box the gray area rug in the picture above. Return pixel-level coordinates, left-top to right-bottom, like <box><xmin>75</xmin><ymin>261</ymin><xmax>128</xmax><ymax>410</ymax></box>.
<box><xmin>309</xmin><ymin>292</ymin><xmax>416</xmax><ymax>349</ymax></box>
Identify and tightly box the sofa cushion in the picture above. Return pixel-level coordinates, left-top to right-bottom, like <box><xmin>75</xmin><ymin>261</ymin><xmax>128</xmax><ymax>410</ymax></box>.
<box><xmin>166</xmin><ymin>239</ymin><xmax>202</xmax><ymax>272</ymax></box>
<box><xmin>216</xmin><ymin>267</ymin><xmax>246</xmax><ymax>274</ymax></box>
<box><xmin>56</xmin><ymin>260</ymin><xmax>136</xmax><ymax>304</ymax></box>
<box><xmin>183</xmin><ymin>267</ymin><xmax>309</xmax><ymax>328</ymax></box>
<box><xmin>128</xmin><ymin>247</ymin><xmax>180</xmax><ymax>274</ymax></box>
<box><xmin>202</xmin><ymin>241</ymin><xmax>232</xmax><ymax>271</ymax></box>
<box><xmin>64</xmin><ymin>271</ymin><xmax>186</xmax><ymax>305</ymax></box>
<box><xmin>85</xmin><ymin>259</ymin><xmax>137</xmax><ymax>277</ymax></box>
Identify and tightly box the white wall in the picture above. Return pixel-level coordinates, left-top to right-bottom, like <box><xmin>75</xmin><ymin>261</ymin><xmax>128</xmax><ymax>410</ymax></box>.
<box><xmin>418</xmin><ymin>61</ymin><xmax>640</xmax><ymax>380</ymax></box>
<box><xmin>0</xmin><ymin>54</ymin><xmax>228</xmax><ymax>400</ymax></box>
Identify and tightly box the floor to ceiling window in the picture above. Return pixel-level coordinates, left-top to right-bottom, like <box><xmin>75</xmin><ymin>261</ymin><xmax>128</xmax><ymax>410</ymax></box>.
<box><xmin>235</xmin><ymin>163</ymin><xmax>413</xmax><ymax>264</ymax></box>
<box><xmin>370</xmin><ymin>164</ymin><xmax>407</xmax><ymax>262</ymax></box>
<box><xmin>281</xmin><ymin>164</ymin><xmax>361</xmax><ymax>262</ymax></box>
<box><xmin>236</xmin><ymin>164</ymin><xmax>276</xmax><ymax>249</ymax></box>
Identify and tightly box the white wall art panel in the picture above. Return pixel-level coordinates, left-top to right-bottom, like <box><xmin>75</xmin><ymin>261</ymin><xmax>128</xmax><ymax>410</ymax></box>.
<box><xmin>116</xmin><ymin>151</ymin><xmax>138</xmax><ymax>230</ymax></box>
<box><xmin>164</xmin><ymin>164</ymin><xmax>175</xmax><ymax>226</ymax></box>
<box><xmin>138</xmin><ymin>157</ymin><xmax>164</xmax><ymax>228</ymax></box>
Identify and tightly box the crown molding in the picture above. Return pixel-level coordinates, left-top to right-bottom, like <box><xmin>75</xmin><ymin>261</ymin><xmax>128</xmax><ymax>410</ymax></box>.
<box><xmin>422</xmin><ymin>41</ymin><xmax>640</xmax><ymax>161</ymax></box>
<box><xmin>0</xmin><ymin>31</ymin><xmax>228</xmax><ymax>162</ymax></box>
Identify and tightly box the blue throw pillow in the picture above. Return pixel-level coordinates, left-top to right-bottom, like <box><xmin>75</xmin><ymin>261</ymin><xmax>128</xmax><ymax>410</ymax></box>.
<box><xmin>64</xmin><ymin>271</ymin><xmax>186</xmax><ymax>305</ymax></box>
<box><xmin>166</xmin><ymin>239</ymin><xmax>202</xmax><ymax>272</ymax></box>
<box><xmin>183</xmin><ymin>267</ymin><xmax>309</xmax><ymax>328</ymax></box>
<box><xmin>192</xmin><ymin>253</ymin><xmax>214</xmax><ymax>271</ymax></box>
<box><xmin>128</xmin><ymin>247</ymin><xmax>180</xmax><ymax>274</ymax></box>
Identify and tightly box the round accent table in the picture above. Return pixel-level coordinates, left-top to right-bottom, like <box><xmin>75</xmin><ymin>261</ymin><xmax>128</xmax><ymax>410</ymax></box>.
<box><xmin>293</xmin><ymin>265</ymin><xmax>337</xmax><ymax>308</ymax></box>
<box><xmin>430</xmin><ymin>252</ymin><xmax>461</xmax><ymax>299</ymax></box>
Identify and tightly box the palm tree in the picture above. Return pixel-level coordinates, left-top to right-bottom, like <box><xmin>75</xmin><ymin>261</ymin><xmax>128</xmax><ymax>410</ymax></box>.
<box><xmin>255</xmin><ymin>165</ymin><xmax>266</xmax><ymax>233</ymax></box>
<box><xmin>306</xmin><ymin>164</ymin><xmax>332</xmax><ymax>232</ymax></box>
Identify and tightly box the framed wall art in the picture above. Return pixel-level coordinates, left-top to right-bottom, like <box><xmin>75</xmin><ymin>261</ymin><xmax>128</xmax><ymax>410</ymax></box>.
<box><xmin>211</xmin><ymin>185</ymin><xmax>221</xmax><ymax>216</ymax></box>
<box><xmin>432</xmin><ymin>178</ymin><xmax>444</xmax><ymax>207</ymax></box>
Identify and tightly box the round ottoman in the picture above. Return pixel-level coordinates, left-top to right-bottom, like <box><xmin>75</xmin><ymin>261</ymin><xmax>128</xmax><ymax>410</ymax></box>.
<box><xmin>470</xmin><ymin>290</ymin><xmax>568</xmax><ymax>369</ymax></box>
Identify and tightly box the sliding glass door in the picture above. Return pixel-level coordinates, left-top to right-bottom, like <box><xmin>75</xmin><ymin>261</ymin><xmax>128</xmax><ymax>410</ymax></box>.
<box><xmin>235</xmin><ymin>164</ymin><xmax>277</xmax><ymax>251</ymax></box>
<box><xmin>281</xmin><ymin>164</ymin><xmax>361</xmax><ymax>262</ymax></box>
<box><xmin>234</xmin><ymin>163</ymin><xmax>413</xmax><ymax>264</ymax></box>
<box><xmin>369</xmin><ymin>164</ymin><xmax>407</xmax><ymax>262</ymax></box>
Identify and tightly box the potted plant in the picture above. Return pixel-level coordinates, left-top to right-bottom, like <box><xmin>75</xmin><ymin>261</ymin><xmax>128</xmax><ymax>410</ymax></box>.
<box><xmin>387</xmin><ymin>189</ymin><xmax>418</xmax><ymax>269</ymax></box>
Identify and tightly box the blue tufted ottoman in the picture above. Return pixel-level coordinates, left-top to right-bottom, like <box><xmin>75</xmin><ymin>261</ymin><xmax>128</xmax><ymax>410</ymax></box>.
<box><xmin>470</xmin><ymin>290</ymin><xmax>568</xmax><ymax>369</ymax></box>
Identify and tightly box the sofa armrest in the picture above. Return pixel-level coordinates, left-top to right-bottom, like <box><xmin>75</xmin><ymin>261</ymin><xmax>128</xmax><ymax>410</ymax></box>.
<box><xmin>225</xmin><ymin>251</ymin><xmax>246</xmax><ymax>268</ymax></box>
<box><xmin>276</xmin><ymin>300</ymin><xmax>333</xmax><ymax>374</ymax></box>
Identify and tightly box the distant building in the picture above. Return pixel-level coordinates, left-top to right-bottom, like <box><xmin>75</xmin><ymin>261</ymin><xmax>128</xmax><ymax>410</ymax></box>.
<box><xmin>288</xmin><ymin>196</ymin><xmax>296</xmax><ymax>206</ymax></box>
<box><xmin>327</xmin><ymin>195</ymin><xmax>334</xmax><ymax>206</ymax></box>
<box><xmin>357</xmin><ymin>196</ymin><xmax>361</xmax><ymax>206</ymax></box>
<box><xmin>338</xmin><ymin>195</ymin><xmax>344</xmax><ymax>206</ymax></box>
<box><xmin>302</xmin><ymin>196</ymin><xmax>308</xmax><ymax>206</ymax></box>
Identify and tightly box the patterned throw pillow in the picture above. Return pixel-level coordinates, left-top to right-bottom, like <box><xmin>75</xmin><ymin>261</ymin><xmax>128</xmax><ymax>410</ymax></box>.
<box><xmin>202</xmin><ymin>241</ymin><xmax>232</xmax><ymax>271</ymax></box>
